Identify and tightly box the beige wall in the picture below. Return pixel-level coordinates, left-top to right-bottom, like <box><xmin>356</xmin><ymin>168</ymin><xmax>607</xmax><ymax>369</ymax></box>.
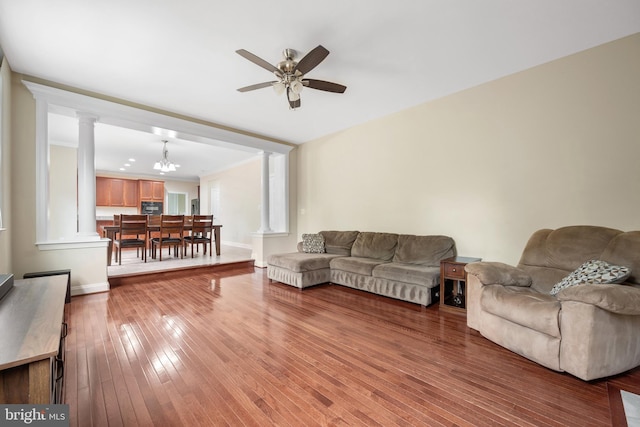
<box><xmin>0</xmin><ymin>58</ymin><xmax>11</xmax><ymax>273</ymax></box>
<box><xmin>297</xmin><ymin>33</ymin><xmax>640</xmax><ymax>265</ymax></box>
<box><xmin>50</xmin><ymin>145</ymin><xmax>78</xmax><ymax>239</ymax></box>
<box><xmin>200</xmin><ymin>159</ymin><xmax>261</xmax><ymax>247</ymax></box>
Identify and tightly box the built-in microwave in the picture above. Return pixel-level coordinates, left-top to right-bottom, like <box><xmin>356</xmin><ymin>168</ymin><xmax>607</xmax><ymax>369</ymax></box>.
<box><xmin>140</xmin><ymin>201</ymin><xmax>163</xmax><ymax>215</ymax></box>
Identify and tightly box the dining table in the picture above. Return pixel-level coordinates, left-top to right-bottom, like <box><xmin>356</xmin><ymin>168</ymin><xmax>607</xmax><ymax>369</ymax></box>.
<box><xmin>101</xmin><ymin>223</ymin><xmax>222</xmax><ymax>266</ymax></box>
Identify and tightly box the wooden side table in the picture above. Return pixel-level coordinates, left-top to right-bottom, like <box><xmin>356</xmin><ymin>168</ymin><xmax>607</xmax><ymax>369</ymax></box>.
<box><xmin>439</xmin><ymin>256</ymin><xmax>482</xmax><ymax>314</ymax></box>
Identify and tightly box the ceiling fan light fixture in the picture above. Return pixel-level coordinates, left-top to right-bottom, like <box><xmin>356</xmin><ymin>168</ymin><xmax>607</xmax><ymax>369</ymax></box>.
<box><xmin>272</xmin><ymin>81</ymin><xmax>285</xmax><ymax>95</ymax></box>
<box><xmin>288</xmin><ymin>90</ymin><xmax>300</xmax><ymax>102</ymax></box>
<box><xmin>237</xmin><ymin>45</ymin><xmax>346</xmax><ymax>110</ymax></box>
<box><xmin>290</xmin><ymin>79</ymin><xmax>303</xmax><ymax>94</ymax></box>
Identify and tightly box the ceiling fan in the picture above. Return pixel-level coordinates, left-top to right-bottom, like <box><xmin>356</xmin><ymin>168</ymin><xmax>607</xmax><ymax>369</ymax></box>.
<box><xmin>236</xmin><ymin>45</ymin><xmax>347</xmax><ymax>110</ymax></box>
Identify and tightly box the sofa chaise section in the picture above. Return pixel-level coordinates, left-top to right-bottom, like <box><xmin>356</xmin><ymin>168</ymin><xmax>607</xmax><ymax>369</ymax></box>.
<box><xmin>267</xmin><ymin>231</ymin><xmax>359</xmax><ymax>289</ymax></box>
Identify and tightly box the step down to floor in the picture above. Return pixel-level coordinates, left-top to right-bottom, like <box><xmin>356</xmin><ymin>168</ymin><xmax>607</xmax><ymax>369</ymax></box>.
<box><xmin>108</xmin><ymin>260</ymin><xmax>256</xmax><ymax>287</ymax></box>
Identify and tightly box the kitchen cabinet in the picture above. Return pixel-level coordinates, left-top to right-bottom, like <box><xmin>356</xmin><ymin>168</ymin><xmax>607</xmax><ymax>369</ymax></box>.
<box><xmin>123</xmin><ymin>180</ymin><xmax>138</xmax><ymax>206</ymax></box>
<box><xmin>96</xmin><ymin>177</ymin><xmax>138</xmax><ymax>207</ymax></box>
<box><xmin>139</xmin><ymin>180</ymin><xmax>164</xmax><ymax>202</ymax></box>
<box><xmin>110</xmin><ymin>179</ymin><xmax>125</xmax><ymax>206</ymax></box>
<box><xmin>96</xmin><ymin>177</ymin><xmax>111</xmax><ymax>206</ymax></box>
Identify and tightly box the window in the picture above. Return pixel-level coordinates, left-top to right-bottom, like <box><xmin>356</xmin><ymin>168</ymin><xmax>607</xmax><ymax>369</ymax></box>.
<box><xmin>167</xmin><ymin>192</ymin><xmax>188</xmax><ymax>215</ymax></box>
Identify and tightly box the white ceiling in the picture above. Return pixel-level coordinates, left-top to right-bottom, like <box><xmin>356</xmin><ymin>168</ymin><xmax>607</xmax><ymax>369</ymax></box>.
<box><xmin>1</xmin><ymin>1</ymin><xmax>640</xmax><ymax>178</ymax></box>
<box><xmin>48</xmin><ymin>114</ymin><xmax>259</xmax><ymax>181</ymax></box>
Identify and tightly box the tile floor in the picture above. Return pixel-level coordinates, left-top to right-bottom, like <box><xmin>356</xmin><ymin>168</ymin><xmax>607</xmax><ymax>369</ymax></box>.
<box><xmin>622</xmin><ymin>390</ymin><xmax>640</xmax><ymax>427</ymax></box>
<box><xmin>107</xmin><ymin>244</ymin><xmax>254</xmax><ymax>277</ymax></box>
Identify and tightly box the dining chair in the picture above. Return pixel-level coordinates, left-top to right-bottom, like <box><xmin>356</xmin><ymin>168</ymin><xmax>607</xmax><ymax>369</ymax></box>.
<box><xmin>113</xmin><ymin>214</ymin><xmax>148</xmax><ymax>265</ymax></box>
<box><xmin>113</xmin><ymin>214</ymin><xmax>120</xmax><ymax>263</ymax></box>
<box><xmin>150</xmin><ymin>215</ymin><xmax>185</xmax><ymax>261</ymax></box>
<box><xmin>147</xmin><ymin>214</ymin><xmax>161</xmax><ymax>247</ymax></box>
<box><xmin>184</xmin><ymin>215</ymin><xmax>214</xmax><ymax>258</ymax></box>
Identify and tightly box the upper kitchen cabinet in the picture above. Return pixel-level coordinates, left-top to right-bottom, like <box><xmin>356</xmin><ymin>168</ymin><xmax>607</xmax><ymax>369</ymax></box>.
<box><xmin>139</xmin><ymin>180</ymin><xmax>164</xmax><ymax>202</ymax></box>
<box><xmin>122</xmin><ymin>180</ymin><xmax>138</xmax><ymax>206</ymax></box>
<box><xmin>96</xmin><ymin>177</ymin><xmax>111</xmax><ymax>206</ymax></box>
<box><xmin>96</xmin><ymin>177</ymin><xmax>138</xmax><ymax>207</ymax></box>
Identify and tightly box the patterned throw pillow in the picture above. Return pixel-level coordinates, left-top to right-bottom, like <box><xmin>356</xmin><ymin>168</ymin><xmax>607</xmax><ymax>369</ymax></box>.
<box><xmin>302</xmin><ymin>233</ymin><xmax>326</xmax><ymax>253</ymax></box>
<box><xmin>549</xmin><ymin>259</ymin><xmax>631</xmax><ymax>296</ymax></box>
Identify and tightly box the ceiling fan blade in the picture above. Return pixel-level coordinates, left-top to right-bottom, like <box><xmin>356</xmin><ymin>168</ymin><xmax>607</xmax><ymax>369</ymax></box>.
<box><xmin>237</xmin><ymin>81</ymin><xmax>277</xmax><ymax>92</ymax></box>
<box><xmin>294</xmin><ymin>45</ymin><xmax>330</xmax><ymax>75</ymax></box>
<box><xmin>287</xmin><ymin>88</ymin><xmax>301</xmax><ymax>109</ymax></box>
<box><xmin>236</xmin><ymin>49</ymin><xmax>281</xmax><ymax>76</ymax></box>
<box><xmin>303</xmin><ymin>79</ymin><xmax>347</xmax><ymax>93</ymax></box>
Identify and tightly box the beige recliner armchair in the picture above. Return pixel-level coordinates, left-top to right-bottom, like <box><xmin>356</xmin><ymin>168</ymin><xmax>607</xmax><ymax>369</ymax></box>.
<box><xmin>465</xmin><ymin>225</ymin><xmax>640</xmax><ymax>381</ymax></box>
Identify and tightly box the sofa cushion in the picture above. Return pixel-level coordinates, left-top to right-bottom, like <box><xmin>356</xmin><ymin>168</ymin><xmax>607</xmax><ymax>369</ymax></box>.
<box><xmin>481</xmin><ymin>285</ymin><xmax>561</xmax><ymax>338</ymax></box>
<box><xmin>319</xmin><ymin>231</ymin><xmax>360</xmax><ymax>256</ymax></box>
<box><xmin>330</xmin><ymin>257</ymin><xmax>388</xmax><ymax>276</ymax></box>
<box><xmin>351</xmin><ymin>232</ymin><xmax>398</xmax><ymax>261</ymax></box>
<box><xmin>393</xmin><ymin>235</ymin><xmax>455</xmax><ymax>266</ymax></box>
<box><xmin>372</xmin><ymin>263</ymin><xmax>440</xmax><ymax>288</ymax></box>
<box><xmin>302</xmin><ymin>233</ymin><xmax>325</xmax><ymax>253</ymax></box>
<box><xmin>267</xmin><ymin>252</ymin><xmax>343</xmax><ymax>273</ymax></box>
<box><xmin>518</xmin><ymin>226</ymin><xmax>622</xmax><ymax>273</ymax></box>
<box><xmin>601</xmin><ymin>231</ymin><xmax>640</xmax><ymax>285</ymax></box>
<box><xmin>549</xmin><ymin>260</ymin><xmax>631</xmax><ymax>296</ymax></box>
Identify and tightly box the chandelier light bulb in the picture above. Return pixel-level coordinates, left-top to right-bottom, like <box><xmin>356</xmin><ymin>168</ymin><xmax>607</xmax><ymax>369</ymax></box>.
<box><xmin>153</xmin><ymin>140</ymin><xmax>176</xmax><ymax>172</ymax></box>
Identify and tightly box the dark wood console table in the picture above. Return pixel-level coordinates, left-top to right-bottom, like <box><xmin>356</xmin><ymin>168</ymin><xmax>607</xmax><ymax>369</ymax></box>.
<box><xmin>0</xmin><ymin>275</ymin><xmax>68</xmax><ymax>403</ymax></box>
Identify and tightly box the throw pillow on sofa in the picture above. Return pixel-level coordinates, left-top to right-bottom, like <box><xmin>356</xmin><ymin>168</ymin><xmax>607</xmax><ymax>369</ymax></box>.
<box><xmin>549</xmin><ymin>259</ymin><xmax>631</xmax><ymax>295</ymax></box>
<box><xmin>302</xmin><ymin>233</ymin><xmax>326</xmax><ymax>253</ymax></box>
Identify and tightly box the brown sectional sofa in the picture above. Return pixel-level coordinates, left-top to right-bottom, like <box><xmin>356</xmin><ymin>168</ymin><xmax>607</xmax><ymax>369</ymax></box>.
<box><xmin>267</xmin><ymin>231</ymin><xmax>456</xmax><ymax>306</ymax></box>
<box><xmin>465</xmin><ymin>225</ymin><xmax>640</xmax><ymax>381</ymax></box>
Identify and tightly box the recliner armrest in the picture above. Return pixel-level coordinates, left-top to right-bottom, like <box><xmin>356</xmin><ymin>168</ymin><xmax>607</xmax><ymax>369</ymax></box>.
<box><xmin>465</xmin><ymin>262</ymin><xmax>532</xmax><ymax>287</ymax></box>
<box><xmin>556</xmin><ymin>284</ymin><xmax>640</xmax><ymax>315</ymax></box>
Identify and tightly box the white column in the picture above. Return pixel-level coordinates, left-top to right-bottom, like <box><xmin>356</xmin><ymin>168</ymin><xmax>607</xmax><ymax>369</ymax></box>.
<box><xmin>259</xmin><ymin>151</ymin><xmax>272</xmax><ymax>232</ymax></box>
<box><xmin>34</xmin><ymin>98</ymin><xmax>50</xmax><ymax>242</ymax></box>
<box><xmin>77</xmin><ymin>112</ymin><xmax>99</xmax><ymax>237</ymax></box>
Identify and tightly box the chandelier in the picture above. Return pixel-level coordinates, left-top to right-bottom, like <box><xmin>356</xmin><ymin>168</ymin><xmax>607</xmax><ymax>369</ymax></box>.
<box><xmin>153</xmin><ymin>140</ymin><xmax>176</xmax><ymax>172</ymax></box>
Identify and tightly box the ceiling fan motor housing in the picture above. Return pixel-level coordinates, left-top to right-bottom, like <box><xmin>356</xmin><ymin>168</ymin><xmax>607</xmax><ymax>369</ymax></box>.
<box><xmin>277</xmin><ymin>49</ymin><xmax>298</xmax><ymax>75</ymax></box>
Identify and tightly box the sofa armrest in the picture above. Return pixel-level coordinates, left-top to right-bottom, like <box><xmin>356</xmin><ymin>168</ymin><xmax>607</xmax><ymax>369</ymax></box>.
<box><xmin>556</xmin><ymin>284</ymin><xmax>640</xmax><ymax>315</ymax></box>
<box><xmin>465</xmin><ymin>262</ymin><xmax>531</xmax><ymax>331</ymax></box>
<box><xmin>465</xmin><ymin>262</ymin><xmax>532</xmax><ymax>287</ymax></box>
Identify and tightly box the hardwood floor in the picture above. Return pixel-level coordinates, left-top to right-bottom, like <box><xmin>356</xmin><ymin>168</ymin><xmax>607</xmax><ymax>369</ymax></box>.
<box><xmin>65</xmin><ymin>267</ymin><xmax>639</xmax><ymax>426</ymax></box>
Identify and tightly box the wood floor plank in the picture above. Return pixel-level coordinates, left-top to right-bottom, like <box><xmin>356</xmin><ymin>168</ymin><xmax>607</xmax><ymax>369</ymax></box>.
<box><xmin>64</xmin><ymin>268</ymin><xmax>640</xmax><ymax>426</ymax></box>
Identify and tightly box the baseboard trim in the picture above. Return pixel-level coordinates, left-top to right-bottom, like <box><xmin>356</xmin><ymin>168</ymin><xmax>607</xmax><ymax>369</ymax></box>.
<box><xmin>71</xmin><ymin>281</ymin><xmax>110</xmax><ymax>296</ymax></box>
<box><xmin>221</xmin><ymin>240</ymin><xmax>252</xmax><ymax>250</ymax></box>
